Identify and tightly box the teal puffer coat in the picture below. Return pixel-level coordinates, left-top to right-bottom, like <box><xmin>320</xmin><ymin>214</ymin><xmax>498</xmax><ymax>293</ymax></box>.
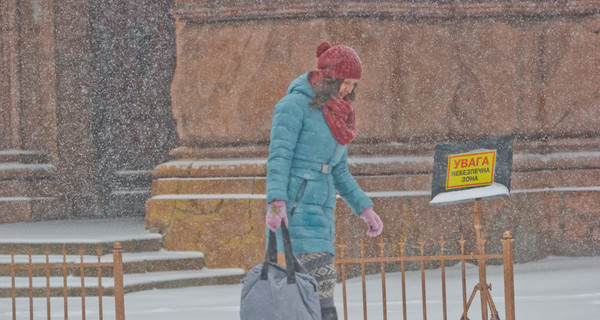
<box><xmin>266</xmin><ymin>73</ymin><xmax>374</xmax><ymax>255</ymax></box>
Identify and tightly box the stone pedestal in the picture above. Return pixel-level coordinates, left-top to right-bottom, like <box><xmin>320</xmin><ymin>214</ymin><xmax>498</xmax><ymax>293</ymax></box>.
<box><xmin>146</xmin><ymin>1</ymin><xmax>600</xmax><ymax>270</ymax></box>
<box><xmin>0</xmin><ymin>150</ymin><xmax>65</xmax><ymax>223</ymax></box>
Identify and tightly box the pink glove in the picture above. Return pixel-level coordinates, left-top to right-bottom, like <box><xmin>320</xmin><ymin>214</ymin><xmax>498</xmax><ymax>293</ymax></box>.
<box><xmin>360</xmin><ymin>207</ymin><xmax>383</xmax><ymax>237</ymax></box>
<box><xmin>266</xmin><ymin>200</ymin><xmax>288</xmax><ymax>232</ymax></box>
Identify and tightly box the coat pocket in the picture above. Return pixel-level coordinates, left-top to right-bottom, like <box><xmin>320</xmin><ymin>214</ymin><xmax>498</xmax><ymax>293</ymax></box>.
<box><xmin>289</xmin><ymin>167</ymin><xmax>328</xmax><ymax>207</ymax></box>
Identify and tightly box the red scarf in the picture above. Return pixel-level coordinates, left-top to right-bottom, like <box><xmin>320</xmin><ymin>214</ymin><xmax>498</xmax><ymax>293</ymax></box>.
<box><xmin>322</xmin><ymin>98</ymin><xmax>356</xmax><ymax>145</ymax></box>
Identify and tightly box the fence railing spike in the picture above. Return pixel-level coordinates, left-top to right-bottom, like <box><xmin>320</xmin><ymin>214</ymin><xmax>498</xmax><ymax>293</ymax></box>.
<box><xmin>333</xmin><ymin>231</ymin><xmax>514</xmax><ymax>320</ymax></box>
<box><xmin>439</xmin><ymin>235</ymin><xmax>446</xmax><ymax>254</ymax></box>
<box><xmin>379</xmin><ymin>237</ymin><xmax>385</xmax><ymax>256</ymax></box>
<box><xmin>4</xmin><ymin>242</ymin><xmax>126</xmax><ymax>319</ymax></box>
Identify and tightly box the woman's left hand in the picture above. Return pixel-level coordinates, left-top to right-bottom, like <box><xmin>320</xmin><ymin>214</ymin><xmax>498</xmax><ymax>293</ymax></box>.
<box><xmin>359</xmin><ymin>207</ymin><xmax>383</xmax><ymax>237</ymax></box>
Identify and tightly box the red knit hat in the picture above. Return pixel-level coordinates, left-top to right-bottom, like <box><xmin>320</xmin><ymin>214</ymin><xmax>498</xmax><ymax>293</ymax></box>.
<box><xmin>316</xmin><ymin>42</ymin><xmax>362</xmax><ymax>79</ymax></box>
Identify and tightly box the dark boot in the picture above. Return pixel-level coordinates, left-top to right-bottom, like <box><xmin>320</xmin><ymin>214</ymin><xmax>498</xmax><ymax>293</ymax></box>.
<box><xmin>321</xmin><ymin>307</ymin><xmax>338</xmax><ymax>320</ymax></box>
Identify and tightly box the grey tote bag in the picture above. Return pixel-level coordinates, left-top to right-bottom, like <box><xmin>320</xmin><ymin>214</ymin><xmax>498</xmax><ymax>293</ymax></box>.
<box><xmin>240</xmin><ymin>224</ymin><xmax>322</xmax><ymax>320</ymax></box>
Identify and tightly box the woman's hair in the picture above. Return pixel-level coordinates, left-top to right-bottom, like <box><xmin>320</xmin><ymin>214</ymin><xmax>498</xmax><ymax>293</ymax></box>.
<box><xmin>309</xmin><ymin>72</ymin><xmax>357</xmax><ymax>108</ymax></box>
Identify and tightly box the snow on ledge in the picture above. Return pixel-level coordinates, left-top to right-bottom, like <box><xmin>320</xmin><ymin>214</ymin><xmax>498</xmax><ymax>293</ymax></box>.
<box><xmin>0</xmin><ymin>218</ymin><xmax>161</xmax><ymax>244</ymax></box>
<box><xmin>152</xmin><ymin>191</ymin><xmax>430</xmax><ymax>201</ymax></box>
<box><xmin>512</xmin><ymin>186</ymin><xmax>600</xmax><ymax>193</ymax></box>
<box><xmin>152</xmin><ymin>186</ymin><xmax>600</xmax><ymax>202</ymax></box>
<box><xmin>429</xmin><ymin>183</ymin><xmax>510</xmax><ymax>206</ymax></box>
<box><xmin>162</xmin><ymin>159</ymin><xmax>266</xmax><ymax>168</ymax></box>
<box><xmin>366</xmin><ymin>191</ymin><xmax>430</xmax><ymax>197</ymax></box>
<box><xmin>152</xmin><ymin>194</ymin><xmax>266</xmax><ymax>200</ymax></box>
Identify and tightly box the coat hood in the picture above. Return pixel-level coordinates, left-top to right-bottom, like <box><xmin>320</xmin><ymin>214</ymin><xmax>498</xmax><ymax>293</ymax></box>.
<box><xmin>286</xmin><ymin>73</ymin><xmax>315</xmax><ymax>99</ymax></box>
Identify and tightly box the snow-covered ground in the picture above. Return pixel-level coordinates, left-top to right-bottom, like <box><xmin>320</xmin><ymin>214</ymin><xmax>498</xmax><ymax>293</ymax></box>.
<box><xmin>0</xmin><ymin>217</ymin><xmax>158</xmax><ymax>243</ymax></box>
<box><xmin>0</xmin><ymin>218</ymin><xmax>597</xmax><ymax>319</ymax></box>
<box><xmin>1</xmin><ymin>255</ymin><xmax>598</xmax><ymax>319</ymax></box>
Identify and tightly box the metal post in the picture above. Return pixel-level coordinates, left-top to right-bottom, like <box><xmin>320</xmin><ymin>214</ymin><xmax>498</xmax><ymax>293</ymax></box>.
<box><xmin>379</xmin><ymin>238</ymin><xmax>387</xmax><ymax>320</ymax></box>
<box><xmin>474</xmin><ymin>200</ymin><xmax>488</xmax><ymax>320</ymax></box>
<box><xmin>359</xmin><ymin>239</ymin><xmax>367</xmax><ymax>320</ymax></box>
<box><xmin>45</xmin><ymin>246</ymin><xmax>51</xmax><ymax>320</ymax></box>
<box><xmin>11</xmin><ymin>247</ymin><xmax>16</xmax><ymax>320</ymax></box>
<box><xmin>399</xmin><ymin>241</ymin><xmax>407</xmax><ymax>320</ymax></box>
<box><xmin>113</xmin><ymin>242</ymin><xmax>125</xmax><ymax>320</ymax></box>
<box><xmin>80</xmin><ymin>245</ymin><xmax>86</xmax><ymax>320</ymax></box>
<box><xmin>459</xmin><ymin>234</ymin><xmax>467</xmax><ymax>318</ymax></box>
<box><xmin>62</xmin><ymin>244</ymin><xmax>69</xmax><ymax>320</ymax></box>
<box><xmin>419</xmin><ymin>236</ymin><xmax>427</xmax><ymax>320</ymax></box>
<box><xmin>339</xmin><ymin>244</ymin><xmax>348</xmax><ymax>320</ymax></box>
<box><xmin>28</xmin><ymin>246</ymin><xmax>33</xmax><ymax>320</ymax></box>
<box><xmin>97</xmin><ymin>244</ymin><xmax>104</xmax><ymax>320</ymax></box>
<box><xmin>502</xmin><ymin>231</ymin><xmax>516</xmax><ymax>320</ymax></box>
<box><xmin>440</xmin><ymin>235</ymin><xmax>447</xmax><ymax>320</ymax></box>
<box><xmin>63</xmin><ymin>245</ymin><xmax>69</xmax><ymax>320</ymax></box>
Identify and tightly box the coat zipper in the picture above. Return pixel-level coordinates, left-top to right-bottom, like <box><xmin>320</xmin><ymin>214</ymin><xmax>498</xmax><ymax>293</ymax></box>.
<box><xmin>290</xmin><ymin>180</ymin><xmax>307</xmax><ymax>216</ymax></box>
<box><xmin>322</xmin><ymin>144</ymin><xmax>338</xmax><ymax>211</ymax></box>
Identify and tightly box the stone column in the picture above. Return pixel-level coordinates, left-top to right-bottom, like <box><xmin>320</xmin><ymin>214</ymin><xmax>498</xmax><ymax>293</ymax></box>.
<box><xmin>1</xmin><ymin>0</ymin><xmax>177</xmax><ymax>222</ymax></box>
<box><xmin>146</xmin><ymin>0</ymin><xmax>600</xmax><ymax>270</ymax></box>
<box><xmin>0</xmin><ymin>0</ymin><xmax>66</xmax><ymax>223</ymax></box>
<box><xmin>53</xmin><ymin>0</ymin><xmax>103</xmax><ymax>217</ymax></box>
<box><xmin>0</xmin><ymin>0</ymin><xmax>106</xmax><ymax>222</ymax></box>
<box><xmin>0</xmin><ymin>0</ymin><xmax>20</xmax><ymax>150</ymax></box>
<box><xmin>87</xmin><ymin>0</ymin><xmax>177</xmax><ymax>217</ymax></box>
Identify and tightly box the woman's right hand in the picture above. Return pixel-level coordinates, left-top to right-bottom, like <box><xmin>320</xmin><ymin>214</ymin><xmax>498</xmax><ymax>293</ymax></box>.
<box><xmin>266</xmin><ymin>200</ymin><xmax>288</xmax><ymax>232</ymax></box>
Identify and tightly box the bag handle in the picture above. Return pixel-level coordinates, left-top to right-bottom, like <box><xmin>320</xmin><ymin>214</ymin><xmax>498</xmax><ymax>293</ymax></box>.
<box><xmin>260</xmin><ymin>223</ymin><xmax>301</xmax><ymax>284</ymax></box>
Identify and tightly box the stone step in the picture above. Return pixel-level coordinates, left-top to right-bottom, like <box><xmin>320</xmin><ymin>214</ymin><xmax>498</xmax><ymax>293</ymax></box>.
<box><xmin>0</xmin><ymin>250</ymin><xmax>205</xmax><ymax>277</ymax></box>
<box><xmin>107</xmin><ymin>188</ymin><xmax>151</xmax><ymax>218</ymax></box>
<box><xmin>0</xmin><ymin>217</ymin><xmax>246</xmax><ymax>296</ymax></box>
<box><xmin>106</xmin><ymin>170</ymin><xmax>153</xmax><ymax>217</ymax></box>
<box><xmin>0</xmin><ymin>197</ymin><xmax>68</xmax><ymax>224</ymax></box>
<box><xmin>0</xmin><ymin>163</ymin><xmax>56</xmax><ymax>180</ymax></box>
<box><xmin>0</xmin><ymin>180</ymin><xmax>55</xmax><ymax>198</ymax></box>
<box><xmin>150</xmin><ymin>156</ymin><xmax>436</xmax><ymax>180</ymax></box>
<box><xmin>151</xmin><ymin>176</ymin><xmax>265</xmax><ymax>196</ymax></box>
<box><xmin>0</xmin><ymin>268</ymin><xmax>245</xmax><ymax>297</ymax></box>
<box><xmin>113</xmin><ymin>170</ymin><xmax>153</xmax><ymax>188</ymax></box>
<box><xmin>0</xmin><ymin>237</ymin><xmax>163</xmax><ymax>256</ymax></box>
<box><xmin>0</xmin><ymin>217</ymin><xmax>164</xmax><ymax>255</ymax></box>
<box><xmin>0</xmin><ymin>150</ymin><xmax>49</xmax><ymax>164</ymax></box>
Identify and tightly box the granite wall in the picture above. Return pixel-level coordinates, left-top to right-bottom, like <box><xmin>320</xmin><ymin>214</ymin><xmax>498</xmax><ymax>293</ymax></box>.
<box><xmin>145</xmin><ymin>1</ymin><xmax>600</xmax><ymax>270</ymax></box>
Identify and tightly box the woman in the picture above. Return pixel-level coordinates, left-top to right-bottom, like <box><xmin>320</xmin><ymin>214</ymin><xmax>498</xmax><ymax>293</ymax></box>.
<box><xmin>266</xmin><ymin>42</ymin><xmax>383</xmax><ymax>320</ymax></box>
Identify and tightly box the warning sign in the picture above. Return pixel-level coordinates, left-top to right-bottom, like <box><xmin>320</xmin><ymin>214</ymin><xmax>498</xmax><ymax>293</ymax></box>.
<box><xmin>429</xmin><ymin>135</ymin><xmax>514</xmax><ymax>206</ymax></box>
<box><xmin>446</xmin><ymin>150</ymin><xmax>496</xmax><ymax>189</ymax></box>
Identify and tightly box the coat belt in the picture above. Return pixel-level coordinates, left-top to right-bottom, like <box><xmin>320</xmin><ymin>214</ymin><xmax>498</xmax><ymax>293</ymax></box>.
<box><xmin>291</xmin><ymin>159</ymin><xmax>330</xmax><ymax>175</ymax></box>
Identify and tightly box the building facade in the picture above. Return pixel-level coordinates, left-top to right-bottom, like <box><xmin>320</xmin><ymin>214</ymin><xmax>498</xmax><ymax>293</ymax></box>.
<box><xmin>1</xmin><ymin>1</ymin><xmax>598</xmax><ymax>270</ymax></box>
<box><xmin>146</xmin><ymin>0</ymin><xmax>600</xmax><ymax>270</ymax></box>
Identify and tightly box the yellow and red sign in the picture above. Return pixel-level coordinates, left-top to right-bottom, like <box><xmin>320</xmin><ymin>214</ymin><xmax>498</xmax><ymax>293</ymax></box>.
<box><xmin>446</xmin><ymin>150</ymin><xmax>496</xmax><ymax>189</ymax></box>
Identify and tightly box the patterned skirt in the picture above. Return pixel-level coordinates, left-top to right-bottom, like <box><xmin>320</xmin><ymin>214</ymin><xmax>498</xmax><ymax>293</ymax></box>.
<box><xmin>295</xmin><ymin>252</ymin><xmax>337</xmax><ymax>309</ymax></box>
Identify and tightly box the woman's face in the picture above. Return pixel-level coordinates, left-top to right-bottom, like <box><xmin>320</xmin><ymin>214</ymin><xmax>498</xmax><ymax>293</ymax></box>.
<box><xmin>337</xmin><ymin>79</ymin><xmax>359</xmax><ymax>99</ymax></box>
